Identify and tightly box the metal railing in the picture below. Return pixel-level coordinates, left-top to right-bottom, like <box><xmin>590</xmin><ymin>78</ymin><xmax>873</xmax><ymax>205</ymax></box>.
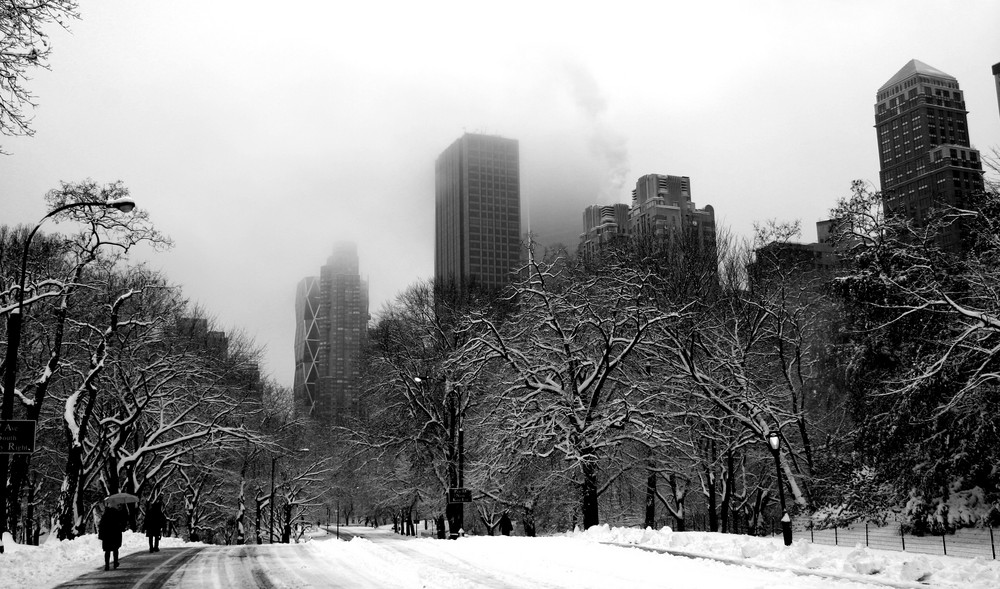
<box><xmin>780</xmin><ymin>520</ymin><xmax>998</xmax><ymax>560</ymax></box>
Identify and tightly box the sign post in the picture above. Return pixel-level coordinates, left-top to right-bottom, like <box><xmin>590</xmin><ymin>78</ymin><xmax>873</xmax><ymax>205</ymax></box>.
<box><xmin>0</xmin><ymin>420</ymin><xmax>36</xmax><ymax>454</ymax></box>
<box><xmin>447</xmin><ymin>488</ymin><xmax>472</xmax><ymax>504</ymax></box>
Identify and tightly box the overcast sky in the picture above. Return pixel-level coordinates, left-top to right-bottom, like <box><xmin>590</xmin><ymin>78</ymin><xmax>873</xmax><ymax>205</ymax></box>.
<box><xmin>3</xmin><ymin>1</ymin><xmax>999</xmax><ymax>387</ymax></box>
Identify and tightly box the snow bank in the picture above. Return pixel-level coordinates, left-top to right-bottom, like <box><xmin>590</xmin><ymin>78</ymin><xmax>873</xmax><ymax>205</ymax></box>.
<box><xmin>573</xmin><ymin>524</ymin><xmax>1000</xmax><ymax>589</ymax></box>
<box><xmin>0</xmin><ymin>531</ymin><xmax>199</xmax><ymax>589</ymax></box>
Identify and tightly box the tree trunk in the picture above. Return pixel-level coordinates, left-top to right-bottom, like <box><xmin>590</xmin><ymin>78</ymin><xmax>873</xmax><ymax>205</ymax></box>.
<box><xmin>23</xmin><ymin>473</ymin><xmax>35</xmax><ymax>545</ymax></box>
<box><xmin>255</xmin><ymin>499</ymin><xmax>262</xmax><ymax>544</ymax></box>
<box><xmin>669</xmin><ymin>474</ymin><xmax>686</xmax><ymax>532</ymax></box>
<box><xmin>522</xmin><ymin>504</ymin><xmax>536</xmax><ymax>537</ymax></box>
<box><xmin>706</xmin><ymin>466</ymin><xmax>718</xmax><ymax>532</ymax></box>
<box><xmin>644</xmin><ymin>466</ymin><xmax>656</xmax><ymax>529</ymax></box>
<box><xmin>721</xmin><ymin>449</ymin><xmax>734</xmax><ymax>533</ymax></box>
<box><xmin>706</xmin><ymin>440</ymin><xmax>718</xmax><ymax>532</ymax></box>
<box><xmin>236</xmin><ymin>480</ymin><xmax>246</xmax><ymax>545</ymax></box>
<box><xmin>581</xmin><ymin>459</ymin><xmax>599</xmax><ymax>529</ymax></box>
<box><xmin>56</xmin><ymin>442</ymin><xmax>85</xmax><ymax>540</ymax></box>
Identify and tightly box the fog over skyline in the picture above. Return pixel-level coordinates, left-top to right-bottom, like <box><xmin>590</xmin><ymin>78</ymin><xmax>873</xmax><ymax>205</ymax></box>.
<box><xmin>2</xmin><ymin>1</ymin><xmax>999</xmax><ymax>387</ymax></box>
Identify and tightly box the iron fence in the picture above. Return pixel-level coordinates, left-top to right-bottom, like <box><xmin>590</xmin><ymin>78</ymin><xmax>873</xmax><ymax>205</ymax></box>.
<box><xmin>775</xmin><ymin>520</ymin><xmax>997</xmax><ymax>560</ymax></box>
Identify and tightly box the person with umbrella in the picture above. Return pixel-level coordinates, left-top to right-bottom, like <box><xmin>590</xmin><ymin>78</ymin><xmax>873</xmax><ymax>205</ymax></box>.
<box><xmin>143</xmin><ymin>498</ymin><xmax>165</xmax><ymax>553</ymax></box>
<box><xmin>100</xmin><ymin>493</ymin><xmax>137</xmax><ymax>570</ymax></box>
<box><xmin>99</xmin><ymin>506</ymin><xmax>126</xmax><ymax>570</ymax></box>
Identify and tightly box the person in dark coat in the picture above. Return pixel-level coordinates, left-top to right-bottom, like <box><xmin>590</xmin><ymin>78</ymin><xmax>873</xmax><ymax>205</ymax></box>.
<box><xmin>499</xmin><ymin>511</ymin><xmax>513</xmax><ymax>536</ymax></box>
<box><xmin>98</xmin><ymin>505</ymin><xmax>126</xmax><ymax>570</ymax></box>
<box><xmin>143</xmin><ymin>499</ymin><xmax>166</xmax><ymax>553</ymax></box>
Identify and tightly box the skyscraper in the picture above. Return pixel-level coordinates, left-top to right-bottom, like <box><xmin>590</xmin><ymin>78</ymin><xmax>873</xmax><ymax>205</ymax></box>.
<box><xmin>628</xmin><ymin>174</ymin><xmax>716</xmax><ymax>253</ymax></box>
<box><xmin>293</xmin><ymin>242</ymin><xmax>369</xmax><ymax>423</ymax></box>
<box><xmin>993</xmin><ymin>62</ymin><xmax>1000</xmax><ymax>120</ymax></box>
<box><xmin>875</xmin><ymin>60</ymin><xmax>985</xmax><ymax>251</ymax></box>
<box><xmin>435</xmin><ymin>133</ymin><xmax>521</xmax><ymax>292</ymax></box>
<box><xmin>579</xmin><ymin>203</ymin><xmax>630</xmax><ymax>261</ymax></box>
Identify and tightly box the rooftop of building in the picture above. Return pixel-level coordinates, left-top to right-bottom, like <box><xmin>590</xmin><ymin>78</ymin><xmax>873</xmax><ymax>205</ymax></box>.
<box><xmin>879</xmin><ymin>59</ymin><xmax>956</xmax><ymax>92</ymax></box>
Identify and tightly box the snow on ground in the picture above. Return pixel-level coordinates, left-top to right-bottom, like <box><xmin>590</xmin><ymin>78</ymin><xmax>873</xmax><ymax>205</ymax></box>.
<box><xmin>0</xmin><ymin>530</ymin><xmax>202</xmax><ymax>589</ymax></box>
<box><xmin>2</xmin><ymin>524</ymin><xmax>999</xmax><ymax>588</ymax></box>
<box><xmin>572</xmin><ymin>525</ymin><xmax>1000</xmax><ymax>588</ymax></box>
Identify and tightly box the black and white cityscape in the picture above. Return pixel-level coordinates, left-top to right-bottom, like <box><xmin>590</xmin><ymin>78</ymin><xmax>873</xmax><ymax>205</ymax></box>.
<box><xmin>2</xmin><ymin>2</ymin><xmax>1000</xmax><ymax>587</ymax></box>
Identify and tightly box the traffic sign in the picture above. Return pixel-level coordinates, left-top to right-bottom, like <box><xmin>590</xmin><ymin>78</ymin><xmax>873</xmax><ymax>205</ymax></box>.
<box><xmin>0</xmin><ymin>420</ymin><xmax>35</xmax><ymax>454</ymax></box>
<box><xmin>448</xmin><ymin>488</ymin><xmax>472</xmax><ymax>503</ymax></box>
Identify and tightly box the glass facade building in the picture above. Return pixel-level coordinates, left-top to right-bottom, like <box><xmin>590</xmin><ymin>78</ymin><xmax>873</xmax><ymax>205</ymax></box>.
<box><xmin>293</xmin><ymin>242</ymin><xmax>369</xmax><ymax>423</ymax></box>
<box><xmin>435</xmin><ymin>133</ymin><xmax>521</xmax><ymax>292</ymax></box>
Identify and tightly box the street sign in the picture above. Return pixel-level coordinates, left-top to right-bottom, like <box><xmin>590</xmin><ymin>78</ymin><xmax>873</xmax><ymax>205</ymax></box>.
<box><xmin>448</xmin><ymin>488</ymin><xmax>472</xmax><ymax>503</ymax></box>
<box><xmin>0</xmin><ymin>420</ymin><xmax>35</xmax><ymax>454</ymax></box>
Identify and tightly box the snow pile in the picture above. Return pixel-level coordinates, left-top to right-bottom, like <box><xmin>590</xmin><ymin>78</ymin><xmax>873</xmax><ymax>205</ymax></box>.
<box><xmin>0</xmin><ymin>531</ymin><xmax>198</xmax><ymax>589</ymax></box>
<box><xmin>574</xmin><ymin>524</ymin><xmax>1000</xmax><ymax>588</ymax></box>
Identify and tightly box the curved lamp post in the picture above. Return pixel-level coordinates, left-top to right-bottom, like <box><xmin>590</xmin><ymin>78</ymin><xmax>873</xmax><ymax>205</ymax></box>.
<box><xmin>767</xmin><ymin>431</ymin><xmax>792</xmax><ymax>546</ymax></box>
<box><xmin>0</xmin><ymin>198</ymin><xmax>136</xmax><ymax>544</ymax></box>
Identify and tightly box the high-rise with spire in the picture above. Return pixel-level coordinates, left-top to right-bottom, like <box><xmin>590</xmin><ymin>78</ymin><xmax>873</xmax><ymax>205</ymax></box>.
<box><xmin>293</xmin><ymin>242</ymin><xmax>369</xmax><ymax>423</ymax></box>
<box><xmin>435</xmin><ymin>133</ymin><xmax>521</xmax><ymax>292</ymax></box>
<box><xmin>875</xmin><ymin>59</ymin><xmax>985</xmax><ymax>251</ymax></box>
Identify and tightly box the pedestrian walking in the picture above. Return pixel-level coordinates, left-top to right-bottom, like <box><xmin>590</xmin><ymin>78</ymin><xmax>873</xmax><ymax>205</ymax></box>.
<box><xmin>143</xmin><ymin>498</ymin><xmax>166</xmax><ymax>553</ymax></box>
<box><xmin>499</xmin><ymin>511</ymin><xmax>513</xmax><ymax>536</ymax></box>
<box><xmin>99</xmin><ymin>505</ymin><xmax>126</xmax><ymax>570</ymax></box>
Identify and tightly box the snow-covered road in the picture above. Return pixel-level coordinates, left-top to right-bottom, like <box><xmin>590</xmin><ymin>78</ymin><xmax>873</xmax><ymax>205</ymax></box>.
<box><xmin>113</xmin><ymin>527</ymin><xmax>917</xmax><ymax>589</ymax></box>
<box><xmin>17</xmin><ymin>525</ymin><xmax>999</xmax><ymax>588</ymax></box>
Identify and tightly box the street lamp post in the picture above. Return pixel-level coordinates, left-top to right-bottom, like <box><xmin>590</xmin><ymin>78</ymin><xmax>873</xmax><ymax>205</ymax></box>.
<box><xmin>1</xmin><ymin>197</ymin><xmax>135</xmax><ymax>545</ymax></box>
<box><xmin>767</xmin><ymin>431</ymin><xmax>792</xmax><ymax>546</ymax></box>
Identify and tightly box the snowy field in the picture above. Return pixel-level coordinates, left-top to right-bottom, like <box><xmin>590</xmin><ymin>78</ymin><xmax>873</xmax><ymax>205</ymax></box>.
<box><xmin>2</xmin><ymin>525</ymin><xmax>999</xmax><ymax>588</ymax></box>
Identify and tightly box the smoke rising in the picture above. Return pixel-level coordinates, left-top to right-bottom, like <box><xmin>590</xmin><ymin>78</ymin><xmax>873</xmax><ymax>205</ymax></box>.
<box><xmin>561</xmin><ymin>61</ymin><xmax>631</xmax><ymax>203</ymax></box>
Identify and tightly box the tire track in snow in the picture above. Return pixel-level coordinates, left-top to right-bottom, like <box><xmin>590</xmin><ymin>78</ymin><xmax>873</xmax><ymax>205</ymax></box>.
<box><xmin>381</xmin><ymin>539</ymin><xmax>569</xmax><ymax>589</ymax></box>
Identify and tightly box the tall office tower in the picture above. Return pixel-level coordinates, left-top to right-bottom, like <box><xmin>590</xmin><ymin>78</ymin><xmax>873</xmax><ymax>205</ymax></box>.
<box><xmin>579</xmin><ymin>203</ymin><xmax>630</xmax><ymax>261</ymax></box>
<box><xmin>875</xmin><ymin>60</ymin><xmax>985</xmax><ymax>252</ymax></box>
<box><xmin>628</xmin><ymin>174</ymin><xmax>716</xmax><ymax>253</ymax></box>
<box><xmin>993</xmin><ymin>62</ymin><xmax>1000</xmax><ymax>120</ymax></box>
<box><xmin>293</xmin><ymin>242</ymin><xmax>369</xmax><ymax>423</ymax></box>
<box><xmin>435</xmin><ymin>133</ymin><xmax>521</xmax><ymax>292</ymax></box>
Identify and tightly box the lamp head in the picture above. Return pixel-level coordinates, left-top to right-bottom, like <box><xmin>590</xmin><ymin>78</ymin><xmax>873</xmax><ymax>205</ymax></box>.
<box><xmin>767</xmin><ymin>431</ymin><xmax>780</xmax><ymax>451</ymax></box>
<box><xmin>107</xmin><ymin>197</ymin><xmax>136</xmax><ymax>213</ymax></box>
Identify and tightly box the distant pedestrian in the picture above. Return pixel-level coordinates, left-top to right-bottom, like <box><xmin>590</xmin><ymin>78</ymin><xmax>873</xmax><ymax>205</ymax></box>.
<box><xmin>499</xmin><ymin>512</ymin><xmax>513</xmax><ymax>536</ymax></box>
<box><xmin>99</xmin><ymin>505</ymin><xmax>126</xmax><ymax>570</ymax></box>
<box><xmin>143</xmin><ymin>498</ymin><xmax>166</xmax><ymax>553</ymax></box>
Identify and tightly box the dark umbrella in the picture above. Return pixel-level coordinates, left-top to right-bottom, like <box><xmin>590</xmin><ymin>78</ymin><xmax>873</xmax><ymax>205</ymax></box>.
<box><xmin>105</xmin><ymin>492</ymin><xmax>139</xmax><ymax>507</ymax></box>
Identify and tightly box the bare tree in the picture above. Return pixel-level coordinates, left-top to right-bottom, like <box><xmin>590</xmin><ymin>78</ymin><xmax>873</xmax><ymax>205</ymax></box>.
<box><xmin>344</xmin><ymin>279</ymin><xmax>482</xmax><ymax>537</ymax></box>
<box><xmin>648</xmin><ymin>233</ymin><xmax>816</xmax><ymax>513</ymax></box>
<box><xmin>459</xmin><ymin>249</ymin><xmax>685</xmax><ymax>529</ymax></box>
<box><xmin>0</xmin><ymin>0</ymin><xmax>79</xmax><ymax>149</ymax></box>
